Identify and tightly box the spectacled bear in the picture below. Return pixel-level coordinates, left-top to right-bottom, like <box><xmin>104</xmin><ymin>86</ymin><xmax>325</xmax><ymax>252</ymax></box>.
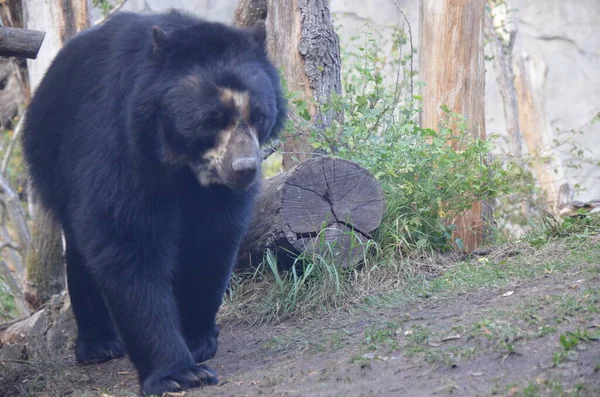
<box><xmin>21</xmin><ymin>10</ymin><xmax>286</xmax><ymax>396</ymax></box>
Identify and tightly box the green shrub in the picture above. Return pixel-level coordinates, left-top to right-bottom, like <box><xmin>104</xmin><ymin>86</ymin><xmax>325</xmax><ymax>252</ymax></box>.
<box><xmin>295</xmin><ymin>27</ymin><xmax>513</xmax><ymax>254</ymax></box>
<box><xmin>0</xmin><ymin>276</ymin><xmax>17</xmax><ymax>321</ymax></box>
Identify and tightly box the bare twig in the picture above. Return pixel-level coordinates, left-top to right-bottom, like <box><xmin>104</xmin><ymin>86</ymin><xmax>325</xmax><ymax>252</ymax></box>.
<box><xmin>0</xmin><ymin>241</ymin><xmax>21</xmax><ymax>252</ymax></box>
<box><xmin>391</xmin><ymin>1</ymin><xmax>414</xmax><ymax>99</ymax></box>
<box><xmin>261</xmin><ymin>139</ymin><xmax>280</xmax><ymax>159</ymax></box>
<box><xmin>527</xmin><ymin>196</ymin><xmax>559</xmax><ymax>226</ymax></box>
<box><xmin>0</xmin><ymin>256</ymin><xmax>29</xmax><ymax>318</ymax></box>
<box><xmin>93</xmin><ymin>0</ymin><xmax>128</xmax><ymax>26</ymax></box>
<box><xmin>1</xmin><ymin>115</ymin><xmax>23</xmax><ymax>175</ymax></box>
<box><xmin>0</xmin><ymin>173</ymin><xmax>30</xmax><ymax>251</ymax></box>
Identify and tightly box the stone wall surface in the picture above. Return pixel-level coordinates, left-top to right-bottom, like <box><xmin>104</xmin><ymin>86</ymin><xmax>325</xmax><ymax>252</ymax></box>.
<box><xmin>104</xmin><ymin>0</ymin><xmax>599</xmax><ymax>201</ymax></box>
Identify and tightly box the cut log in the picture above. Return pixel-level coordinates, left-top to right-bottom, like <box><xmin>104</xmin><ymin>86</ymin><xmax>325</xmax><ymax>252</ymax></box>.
<box><xmin>0</xmin><ymin>26</ymin><xmax>45</xmax><ymax>59</ymax></box>
<box><xmin>236</xmin><ymin>156</ymin><xmax>385</xmax><ymax>271</ymax></box>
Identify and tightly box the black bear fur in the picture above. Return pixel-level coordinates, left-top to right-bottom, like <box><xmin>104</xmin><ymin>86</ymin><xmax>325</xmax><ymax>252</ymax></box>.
<box><xmin>21</xmin><ymin>10</ymin><xmax>286</xmax><ymax>395</ymax></box>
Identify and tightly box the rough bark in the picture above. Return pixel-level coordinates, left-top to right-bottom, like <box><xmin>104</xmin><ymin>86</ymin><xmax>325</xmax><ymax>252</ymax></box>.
<box><xmin>513</xmin><ymin>51</ymin><xmax>564</xmax><ymax>214</ymax></box>
<box><xmin>266</xmin><ymin>0</ymin><xmax>341</xmax><ymax>170</ymax></box>
<box><xmin>232</xmin><ymin>0</ymin><xmax>267</xmax><ymax>28</ymax></box>
<box><xmin>236</xmin><ymin>157</ymin><xmax>385</xmax><ymax>271</ymax></box>
<box><xmin>22</xmin><ymin>0</ymin><xmax>92</xmax><ymax>310</ymax></box>
<box><xmin>419</xmin><ymin>0</ymin><xmax>487</xmax><ymax>251</ymax></box>
<box><xmin>0</xmin><ymin>26</ymin><xmax>45</xmax><ymax>59</ymax></box>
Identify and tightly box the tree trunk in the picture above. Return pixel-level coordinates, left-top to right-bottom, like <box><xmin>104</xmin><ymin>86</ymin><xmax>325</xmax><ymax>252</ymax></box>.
<box><xmin>232</xmin><ymin>0</ymin><xmax>267</xmax><ymax>28</ymax></box>
<box><xmin>22</xmin><ymin>0</ymin><xmax>92</xmax><ymax>310</ymax></box>
<box><xmin>419</xmin><ymin>0</ymin><xmax>487</xmax><ymax>252</ymax></box>
<box><xmin>236</xmin><ymin>157</ymin><xmax>385</xmax><ymax>271</ymax></box>
<box><xmin>513</xmin><ymin>51</ymin><xmax>564</xmax><ymax>214</ymax></box>
<box><xmin>266</xmin><ymin>0</ymin><xmax>341</xmax><ymax>170</ymax></box>
<box><xmin>23</xmin><ymin>208</ymin><xmax>64</xmax><ymax>309</ymax></box>
<box><xmin>484</xmin><ymin>1</ymin><xmax>521</xmax><ymax>158</ymax></box>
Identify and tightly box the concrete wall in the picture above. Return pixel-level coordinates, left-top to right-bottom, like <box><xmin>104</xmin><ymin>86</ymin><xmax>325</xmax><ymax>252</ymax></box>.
<box><xmin>103</xmin><ymin>0</ymin><xmax>599</xmax><ymax>201</ymax></box>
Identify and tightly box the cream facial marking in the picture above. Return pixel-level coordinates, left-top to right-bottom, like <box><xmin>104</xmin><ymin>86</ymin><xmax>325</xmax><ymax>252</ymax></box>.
<box><xmin>193</xmin><ymin>88</ymin><xmax>260</xmax><ymax>187</ymax></box>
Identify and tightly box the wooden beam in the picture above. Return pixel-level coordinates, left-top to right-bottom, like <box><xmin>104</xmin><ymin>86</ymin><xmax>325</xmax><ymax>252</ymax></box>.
<box><xmin>0</xmin><ymin>26</ymin><xmax>45</xmax><ymax>59</ymax></box>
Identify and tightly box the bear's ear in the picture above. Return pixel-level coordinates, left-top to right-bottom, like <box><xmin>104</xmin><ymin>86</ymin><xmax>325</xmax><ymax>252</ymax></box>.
<box><xmin>152</xmin><ymin>26</ymin><xmax>168</xmax><ymax>55</ymax></box>
<box><xmin>252</xmin><ymin>21</ymin><xmax>267</xmax><ymax>47</ymax></box>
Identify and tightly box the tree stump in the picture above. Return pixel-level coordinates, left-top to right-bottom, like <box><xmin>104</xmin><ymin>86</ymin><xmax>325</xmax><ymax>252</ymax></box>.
<box><xmin>236</xmin><ymin>157</ymin><xmax>385</xmax><ymax>271</ymax></box>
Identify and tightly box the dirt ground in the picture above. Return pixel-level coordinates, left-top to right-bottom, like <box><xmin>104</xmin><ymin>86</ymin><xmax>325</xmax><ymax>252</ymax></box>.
<box><xmin>2</xmin><ymin>240</ymin><xmax>600</xmax><ymax>397</ymax></box>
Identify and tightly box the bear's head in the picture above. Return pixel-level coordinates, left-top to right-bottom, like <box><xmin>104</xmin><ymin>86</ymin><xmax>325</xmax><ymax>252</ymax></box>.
<box><xmin>152</xmin><ymin>21</ymin><xmax>286</xmax><ymax>191</ymax></box>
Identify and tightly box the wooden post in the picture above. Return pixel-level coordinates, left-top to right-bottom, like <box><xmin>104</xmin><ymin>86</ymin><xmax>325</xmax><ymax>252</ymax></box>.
<box><xmin>22</xmin><ymin>0</ymin><xmax>92</xmax><ymax>309</ymax></box>
<box><xmin>0</xmin><ymin>26</ymin><xmax>45</xmax><ymax>59</ymax></box>
<box><xmin>419</xmin><ymin>0</ymin><xmax>487</xmax><ymax>251</ymax></box>
<box><xmin>265</xmin><ymin>0</ymin><xmax>341</xmax><ymax>170</ymax></box>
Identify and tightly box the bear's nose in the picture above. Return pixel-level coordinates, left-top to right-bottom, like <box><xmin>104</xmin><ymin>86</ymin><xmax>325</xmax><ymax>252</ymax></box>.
<box><xmin>232</xmin><ymin>157</ymin><xmax>258</xmax><ymax>179</ymax></box>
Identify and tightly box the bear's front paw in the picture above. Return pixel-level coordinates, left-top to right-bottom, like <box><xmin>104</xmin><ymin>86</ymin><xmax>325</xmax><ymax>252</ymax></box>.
<box><xmin>141</xmin><ymin>364</ymin><xmax>218</xmax><ymax>395</ymax></box>
<box><xmin>189</xmin><ymin>334</ymin><xmax>218</xmax><ymax>363</ymax></box>
<box><xmin>75</xmin><ymin>335</ymin><xmax>125</xmax><ymax>364</ymax></box>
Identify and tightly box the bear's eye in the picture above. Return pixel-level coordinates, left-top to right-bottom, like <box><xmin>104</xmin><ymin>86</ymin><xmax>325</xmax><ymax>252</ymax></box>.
<box><xmin>201</xmin><ymin>112</ymin><xmax>225</xmax><ymax>130</ymax></box>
